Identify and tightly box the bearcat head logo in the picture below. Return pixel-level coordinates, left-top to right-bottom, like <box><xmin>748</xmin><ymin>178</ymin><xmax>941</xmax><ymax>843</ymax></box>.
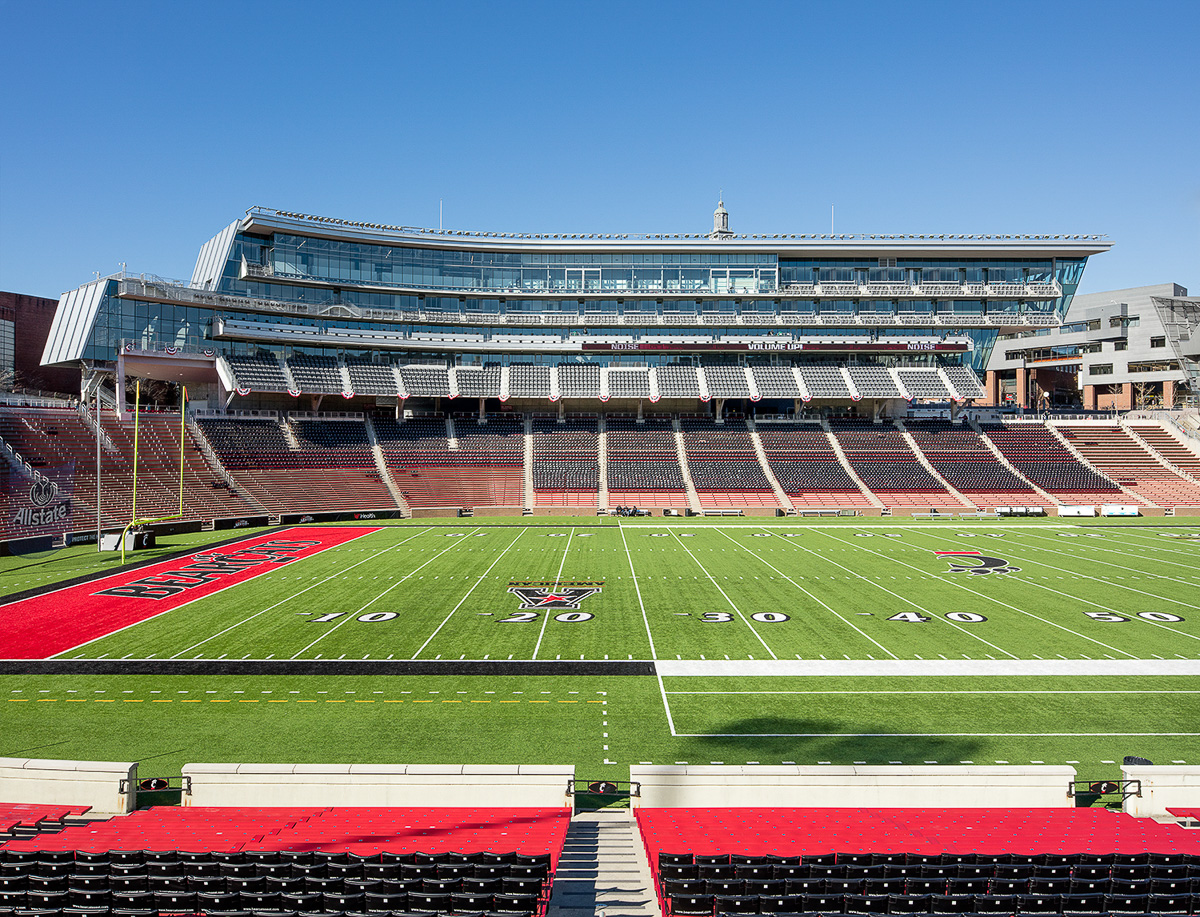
<box><xmin>507</xmin><ymin>580</ymin><xmax>603</xmax><ymax>609</ymax></box>
<box><xmin>29</xmin><ymin>476</ymin><xmax>59</xmax><ymax>507</ymax></box>
<box><xmin>936</xmin><ymin>551</ymin><xmax>1020</xmax><ymax>575</ymax></box>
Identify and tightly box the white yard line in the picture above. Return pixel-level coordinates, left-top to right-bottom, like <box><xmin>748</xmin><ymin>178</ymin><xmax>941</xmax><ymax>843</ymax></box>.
<box><xmin>1104</xmin><ymin>529</ymin><xmax>1200</xmax><ymax>557</ymax></box>
<box><xmin>1021</xmin><ymin>529</ymin><xmax>1200</xmax><ymax>573</ymax></box>
<box><xmin>929</xmin><ymin>530</ymin><xmax>1200</xmax><ymax>609</ymax></box>
<box><xmin>617</xmin><ymin>522</ymin><xmax>673</xmax><ymax>731</ymax></box>
<box><xmin>618</xmin><ymin>522</ymin><xmax>658</xmax><ymax>661</ymax></box>
<box><xmin>667</xmin><ymin>689</ymin><xmax>1200</xmax><ymax>695</ymax></box>
<box><xmin>668</xmin><ymin>530</ymin><xmax>777</xmax><ymax>659</ymax></box>
<box><xmin>656</xmin><ymin>658</ymin><xmax>1200</xmax><ymax>676</ymax></box>
<box><xmin>713</xmin><ymin>529</ymin><xmax>900</xmax><ymax>659</ymax></box>
<box><xmin>531</xmin><ymin>527</ymin><xmax>573</xmax><ymax>660</ymax></box>
<box><xmin>740</xmin><ymin>529</ymin><xmax>1016</xmax><ymax>660</ymax></box>
<box><xmin>813</xmin><ymin>528</ymin><xmax>1140</xmax><ymax>659</ymax></box>
<box><xmin>291</xmin><ymin>528</ymin><xmax>482</xmax><ymax>659</ymax></box>
<box><xmin>411</xmin><ymin>528</ymin><xmax>526</xmax><ymax>659</ymax></box>
<box><xmin>159</xmin><ymin>528</ymin><xmax>427</xmax><ymax>660</ymax></box>
<box><xmin>913</xmin><ymin>530</ymin><xmax>1200</xmax><ymax>644</ymax></box>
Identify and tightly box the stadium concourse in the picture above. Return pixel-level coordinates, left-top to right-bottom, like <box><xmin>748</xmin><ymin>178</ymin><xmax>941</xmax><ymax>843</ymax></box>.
<box><xmin>4</xmin><ymin>205</ymin><xmax>1200</xmax><ymax>917</ymax></box>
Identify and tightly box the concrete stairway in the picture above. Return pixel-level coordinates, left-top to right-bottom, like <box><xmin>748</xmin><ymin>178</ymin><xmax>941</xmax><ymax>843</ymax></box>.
<box><xmin>546</xmin><ymin>810</ymin><xmax>658</xmax><ymax>917</ymax></box>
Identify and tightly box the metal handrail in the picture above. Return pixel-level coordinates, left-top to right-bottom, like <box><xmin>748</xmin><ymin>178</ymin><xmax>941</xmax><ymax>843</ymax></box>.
<box><xmin>567</xmin><ymin>778</ymin><xmax>641</xmax><ymax>798</ymax></box>
<box><xmin>1067</xmin><ymin>778</ymin><xmax>1140</xmax><ymax>800</ymax></box>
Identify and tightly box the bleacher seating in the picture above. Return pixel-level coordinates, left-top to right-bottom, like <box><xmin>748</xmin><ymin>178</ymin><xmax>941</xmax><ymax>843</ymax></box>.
<box><xmin>455</xmin><ymin>365</ymin><xmax>501</xmax><ymax>398</ymax></box>
<box><xmin>225</xmin><ymin>353</ymin><xmax>290</xmax><ymax>392</ymax></box>
<box><xmin>533</xmin><ymin>417</ymin><xmax>598</xmax><ymax>507</ymax></box>
<box><xmin>374</xmin><ymin>415</ymin><xmax>523</xmax><ymax>508</ymax></box>
<box><xmin>756</xmin><ymin>423</ymin><xmax>871</xmax><ymax>508</ymax></box>
<box><xmin>704</xmin><ymin>367</ymin><xmax>752</xmax><ymax>399</ymax></box>
<box><xmin>906</xmin><ymin>420</ymin><xmax>1043</xmax><ymax>510</ymax></box>
<box><xmin>557</xmin><ymin>363</ymin><xmax>601</xmax><ymax>399</ymax></box>
<box><xmin>638</xmin><ymin>807</ymin><xmax>1200</xmax><ymax>917</ymax></box>
<box><xmin>606</xmin><ymin>416</ymin><xmax>687</xmax><ymax>505</ymax></box>
<box><xmin>799</xmin><ymin>366</ymin><xmax>851</xmax><ymax>399</ymax></box>
<box><xmin>0</xmin><ymin>408</ymin><xmax>253</xmax><ymax>537</ymax></box>
<box><xmin>508</xmin><ymin>364</ymin><xmax>551</xmax><ymax>399</ymax></box>
<box><xmin>751</xmin><ymin>366</ymin><xmax>802</xmax><ymax>399</ymax></box>
<box><xmin>944</xmin><ymin>365</ymin><xmax>986</xmax><ymax>399</ymax></box>
<box><xmin>454</xmin><ymin>414</ymin><xmax>525</xmax><ymax>462</ymax></box>
<box><xmin>1130</xmin><ymin>425</ymin><xmax>1200</xmax><ymax>478</ymax></box>
<box><xmin>345</xmin><ymin>358</ymin><xmax>400</xmax><ymax>396</ymax></box>
<box><xmin>680</xmin><ymin>419</ymin><xmax>779</xmax><ymax>509</ymax></box>
<box><xmin>286</xmin><ymin>354</ymin><xmax>344</xmax><ymax>394</ymax></box>
<box><xmin>196</xmin><ymin>417</ymin><xmax>394</xmax><ymax>514</ymax></box>
<box><xmin>831</xmin><ymin>420</ymin><xmax>959</xmax><ymax>509</ymax></box>
<box><xmin>896</xmin><ymin>369</ymin><xmax>953</xmax><ymax>400</ymax></box>
<box><xmin>982</xmin><ymin>423</ymin><xmax>1122</xmax><ymax>501</ymax></box>
<box><xmin>847</xmin><ymin>366</ymin><xmax>902</xmax><ymax>399</ymax></box>
<box><xmin>398</xmin><ymin>365</ymin><xmax>452</xmax><ymax>397</ymax></box>
<box><xmin>658</xmin><ymin>365</ymin><xmax>701</xmax><ymax>399</ymax></box>
<box><xmin>1059</xmin><ymin>425</ymin><xmax>1200</xmax><ymax>507</ymax></box>
<box><xmin>0</xmin><ymin>806</ymin><xmax>569</xmax><ymax>917</ymax></box>
<box><xmin>609</xmin><ymin>368</ymin><xmax>651</xmax><ymax>399</ymax></box>
<box><xmin>0</xmin><ymin>802</ymin><xmax>90</xmax><ymax>834</ymax></box>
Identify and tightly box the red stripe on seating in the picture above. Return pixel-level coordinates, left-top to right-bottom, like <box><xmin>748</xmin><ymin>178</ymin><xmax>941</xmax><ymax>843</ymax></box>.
<box><xmin>0</xmin><ymin>526</ymin><xmax>380</xmax><ymax>659</ymax></box>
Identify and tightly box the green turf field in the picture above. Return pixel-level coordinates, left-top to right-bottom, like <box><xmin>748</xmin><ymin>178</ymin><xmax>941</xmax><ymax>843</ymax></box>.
<box><xmin>3</xmin><ymin>518</ymin><xmax>1199</xmax><ymax>785</ymax></box>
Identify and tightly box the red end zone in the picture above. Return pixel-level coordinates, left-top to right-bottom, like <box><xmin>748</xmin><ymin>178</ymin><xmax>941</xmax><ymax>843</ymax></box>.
<box><xmin>0</xmin><ymin>527</ymin><xmax>380</xmax><ymax>659</ymax></box>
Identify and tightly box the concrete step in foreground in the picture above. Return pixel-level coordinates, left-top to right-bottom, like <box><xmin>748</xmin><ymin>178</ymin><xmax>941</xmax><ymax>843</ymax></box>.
<box><xmin>547</xmin><ymin>809</ymin><xmax>658</xmax><ymax>917</ymax></box>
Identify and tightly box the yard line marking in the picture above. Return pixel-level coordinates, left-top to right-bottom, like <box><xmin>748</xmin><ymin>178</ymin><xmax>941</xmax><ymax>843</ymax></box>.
<box><xmin>291</xmin><ymin>528</ymin><xmax>482</xmax><ymax>659</ymax></box>
<box><xmin>814</xmin><ymin>529</ymin><xmax>1139</xmax><ymax>659</ymax></box>
<box><xmin>747</xmin><ymin>529</ymin><xmax>1017</xmax><ymax>660</ymax></box>
<box><xmin>667</xmin><ymin>689</ymin><xmax>1200</xmax><ymax>695</ymax></box>
<box><xmin>532</xmin><ymin>527</ymin><xmax>573</xmax><ymax>660</ymax></box>
<box><xmin>918</xmin><ymin>531</ymin><xmax>1200</xmax><ymax>644</ymax></box>
<box><xmin>657</xmin><ymin>657</ymin><xmax>1200</xmax><ymax>676</ymax></box>
<box><xmin>946</xmin><ymin>530</ymin><xmax>1200</xmax><ymax>610</ymax></box>
<box><xmin>668</xmin><ymin>530</ymin><xmax>776</xmax><ymax>659</ymax></box>
<box><xmin>618</xmin><ymin>521</ymin><xmax>657</xmax><ymax>661</ymax></box>
<box><xmin>716</xmin><ymin>529</ymin><xmax>900</xmax><ymax>658</ymax></box>
<box><xmin>167</xmin><ymin>528</ymin><xmax>432</xmax><ymax>659</ymax></box>
<box><xmin>1022</xmin><ymin>529</ymin><xmax>1200</xmax><ymax>576</ymax></box>
<box><xmin>411</xmin><ymin>528</ymin><xmax>526</xmax><ymax>659</ymax></box>
<box><xmin>618</xmin><ymin>521</ymin><xmax>671</xmax><ymax>732</ymax></box>
<box><xmin>1107</xmin><ymin>529</ymin><xmax>1200</xmax><ymax>557</ymax></box>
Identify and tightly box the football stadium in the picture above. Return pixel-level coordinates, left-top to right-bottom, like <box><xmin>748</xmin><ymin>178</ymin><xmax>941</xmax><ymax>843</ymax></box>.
<box><xmin>3</xmin><ymin>203</ymin><xmax>1200</xmax><ymax>917</ymax></box>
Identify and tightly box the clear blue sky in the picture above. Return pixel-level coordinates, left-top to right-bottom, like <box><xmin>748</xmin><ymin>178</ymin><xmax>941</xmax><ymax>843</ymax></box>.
<box><xmin>2</xmin><ymin>0</ymin><xmax>1197</xmax><ymax>300</ymax></box>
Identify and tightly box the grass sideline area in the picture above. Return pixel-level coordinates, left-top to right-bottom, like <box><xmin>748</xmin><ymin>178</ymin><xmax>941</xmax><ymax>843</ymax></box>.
<box><xmin>2</xmin><ymin>517</ymin><xmax>1199</xmax><ymax>791</ymax></box>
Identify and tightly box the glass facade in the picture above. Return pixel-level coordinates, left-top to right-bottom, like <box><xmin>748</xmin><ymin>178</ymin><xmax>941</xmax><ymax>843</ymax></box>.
<box><xmin>57</xmin><ymin>215</ymin><xmax>1105</xmax><ymax>380</ymax></box>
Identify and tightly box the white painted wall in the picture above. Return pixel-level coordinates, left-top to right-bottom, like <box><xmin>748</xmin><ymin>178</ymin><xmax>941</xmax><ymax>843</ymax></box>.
<box><xmin>0</xmin><ymin>756</ymin><xmax>137</xmax><ymax>815</ymax></box>
<box><xmin>1121</xmin><ymin>765</ymin><xmax>1200</xmax><ymax>818</ymax></box>
<box><xmin>181</xmin><ymin>763</ymin><xmax>574</xmax><ymax>808</ymax></box>
<box><xmin>630</xmin><ymin>765</ymin><xmax>1076</xmax><ymax>808</ymax></box>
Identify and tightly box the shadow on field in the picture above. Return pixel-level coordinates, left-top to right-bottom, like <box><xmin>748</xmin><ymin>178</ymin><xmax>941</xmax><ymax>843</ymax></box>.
<box><xmin>669</xmin><ymin>715</ymin><xmax>987</xmax><ymax>766</ymax></box>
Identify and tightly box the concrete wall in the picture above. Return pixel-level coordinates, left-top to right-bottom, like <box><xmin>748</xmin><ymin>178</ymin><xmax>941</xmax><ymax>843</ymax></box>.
<box><xmin>0</xmin><ymin>756</ymin><xmax>137</xmax><ymax>815</ymax></box>
<box><xmin>1121</xmin><ymin>764</ymin><xmax>1200</xmax><ymax>818</ymax></box>
<box><xmin>630</xmin><ymin>764</ymin><xmax>1076</xmax><ymax>809</ymax></box>
<box><xmin>181</xmin><ymin>763</ymin><xmax>574</xmax><ymax>808</ymax></box>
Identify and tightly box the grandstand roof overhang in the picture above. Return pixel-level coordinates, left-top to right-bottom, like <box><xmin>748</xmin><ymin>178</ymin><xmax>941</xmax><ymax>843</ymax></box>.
<box><xmin>242</xmin><ymin>208</ymin><xmax>1113</xmax><ymax>260</ymax></box>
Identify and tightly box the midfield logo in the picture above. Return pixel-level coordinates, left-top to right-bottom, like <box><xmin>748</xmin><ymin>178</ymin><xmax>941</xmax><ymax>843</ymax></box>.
<box><xmin>935</xmin><ymin>551</ymin><xmax>1020</xmax><ymax>575</ymax></box>
<box><xmin>507</xmin><ymin>580</ymin><xmax>603</xmax><ymax>609</ymax></box>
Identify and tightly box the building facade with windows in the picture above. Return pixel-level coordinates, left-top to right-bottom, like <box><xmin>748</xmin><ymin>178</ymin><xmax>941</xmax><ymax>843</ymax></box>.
<box><xmin>985</xmin><ymin>283</ymin><xmax>1198</xmax><ymax>411</ymax></box>
<box><xmin>40</xmin><ymin>204</ymin><xmax>1111</xmax><ymax>416</ymax></box>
